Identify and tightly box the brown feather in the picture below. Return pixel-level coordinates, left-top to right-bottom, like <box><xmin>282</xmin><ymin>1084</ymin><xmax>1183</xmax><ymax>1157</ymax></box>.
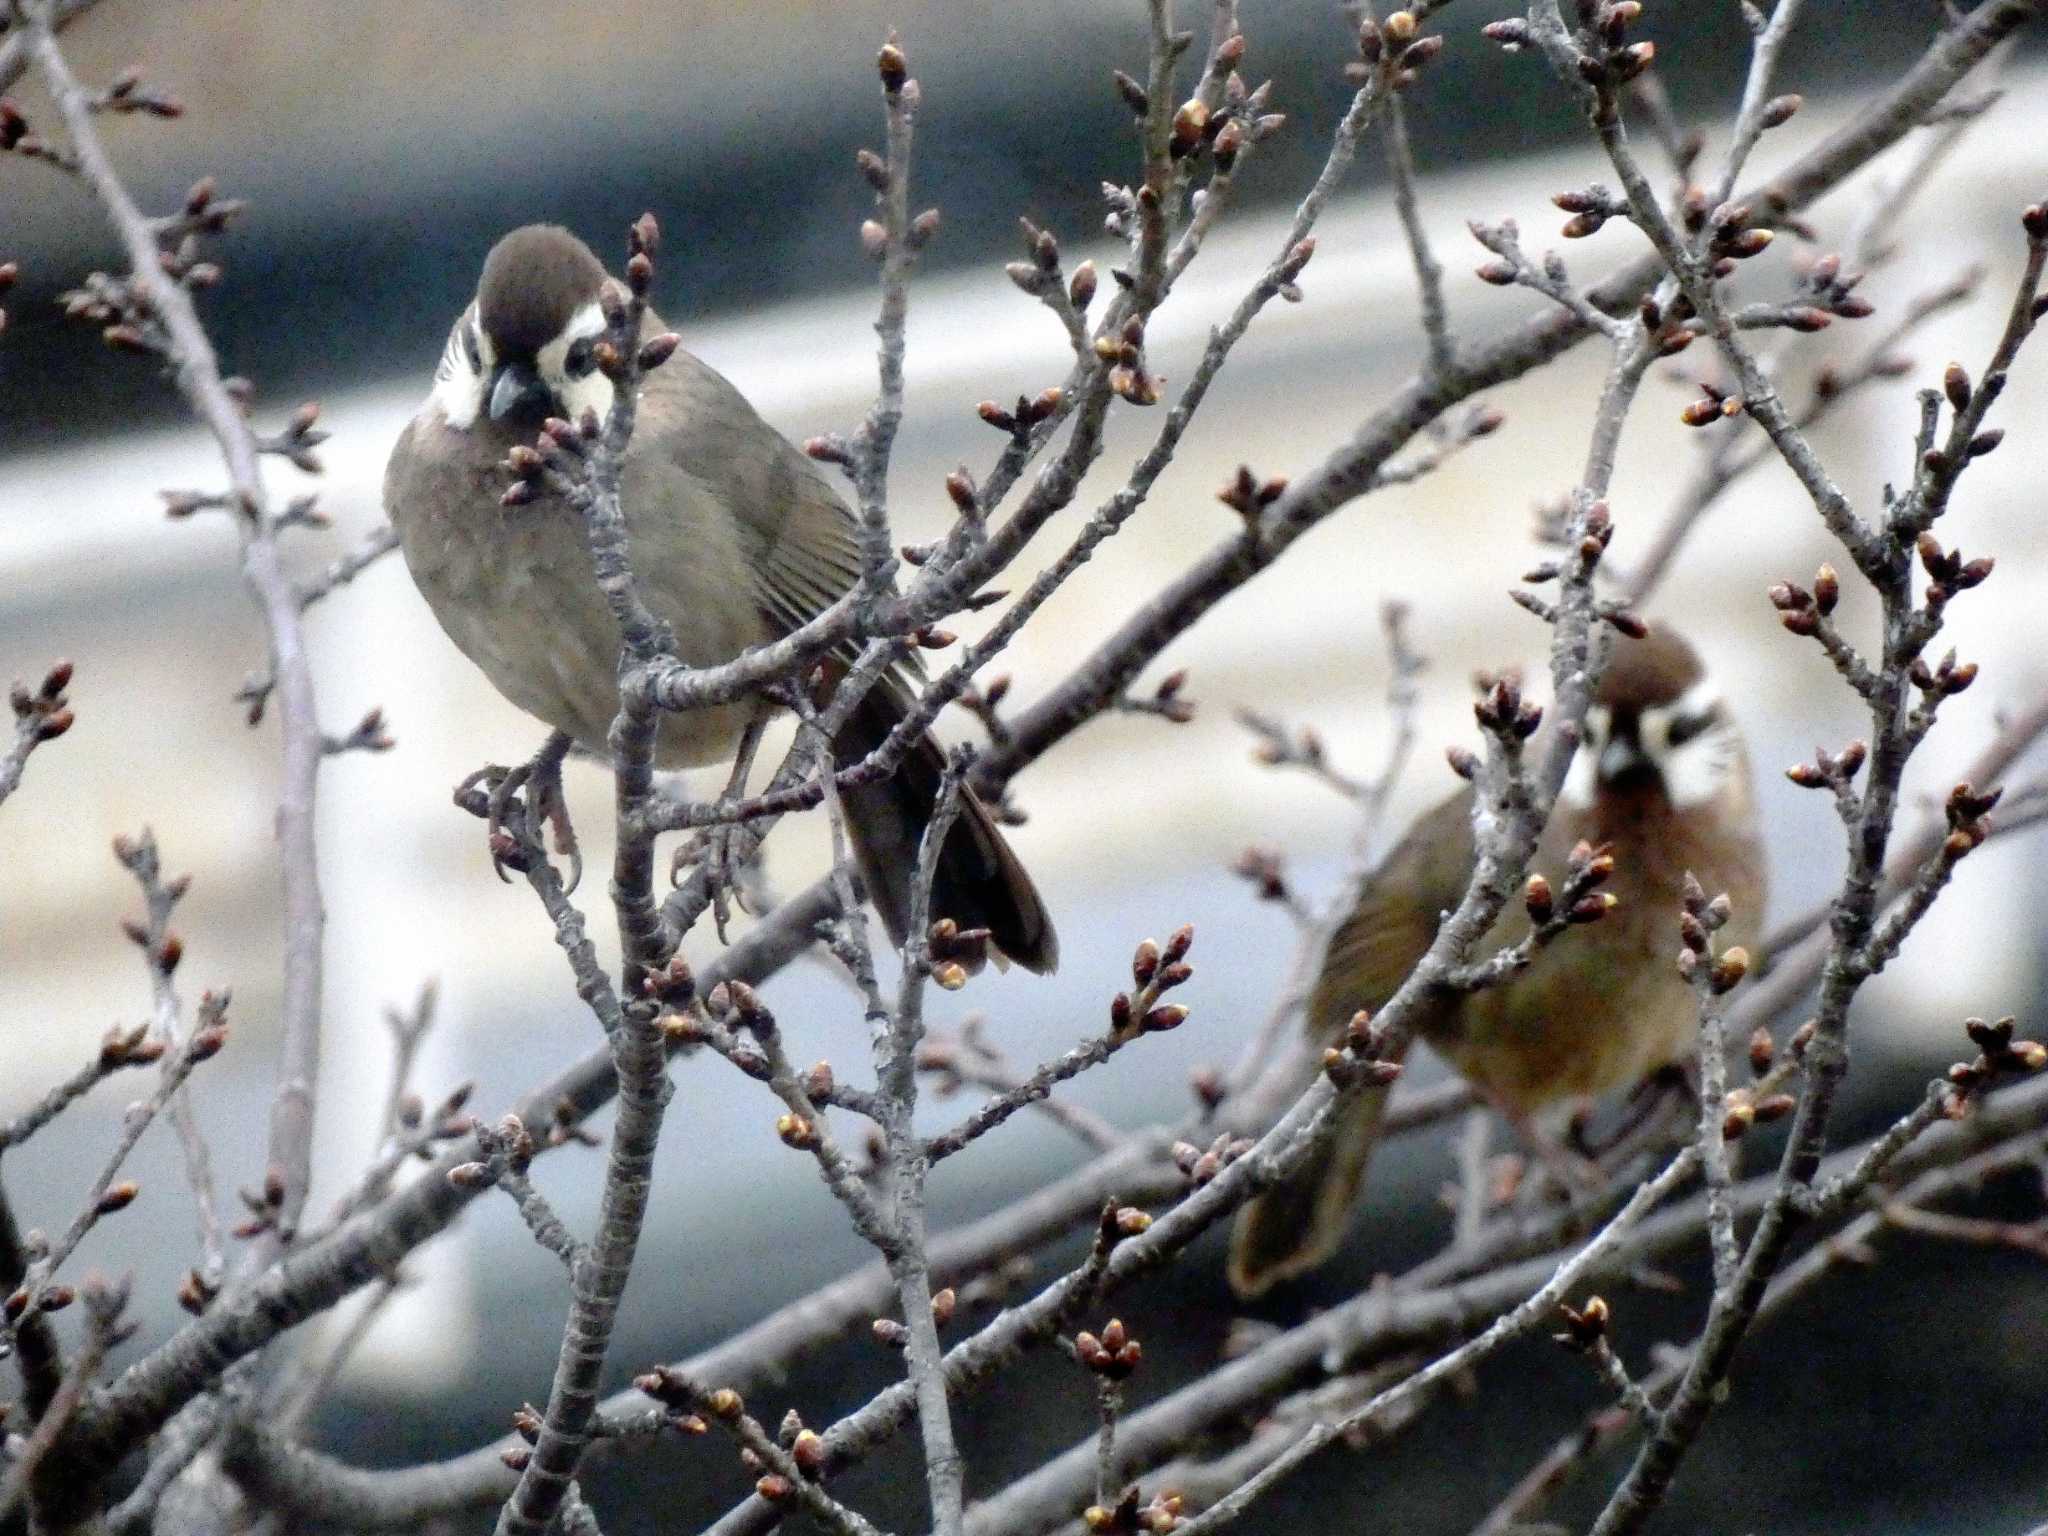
<box><xmin>1227</xmin><ymin>627</ymin><xmax>1764</xmax><ymax>1296</ymax></box>
<box><xmin>1227</xmin><ymin>794</ymin><xmax>1467</xmax><ymax>1298</ymax></box>
<box><xmin>387</xmin><ymin>226</ymin><xmax>1057</xmax><ymax>972</ymax></box>
<box><xmin>477</xmin><ymin>226</ymin><xmax>606</xmax><ymax>360</ymax></box>
<box><xmin>833</xmin><ymin>681</ymin><xmax>1057</xmax><ymax>974</ymax></box>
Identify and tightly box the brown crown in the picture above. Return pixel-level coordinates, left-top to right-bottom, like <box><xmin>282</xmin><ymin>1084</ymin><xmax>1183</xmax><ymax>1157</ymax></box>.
<box><xmin>1595</xmin><ymin>624</ymin><xmax>1706</xmax><ymax>711</ymax></box>
<box><xmin>475</xmin><ymin>225</ymin><xmax>607</xmax><ymax>361</ymax></box>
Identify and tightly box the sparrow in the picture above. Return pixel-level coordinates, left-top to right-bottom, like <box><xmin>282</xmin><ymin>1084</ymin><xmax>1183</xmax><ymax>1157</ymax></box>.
<box><xmin>1228</xmin><ymin>626</ymin><xmax>1764</xmax><ymax>1297</ymax></box>
<box><xmin>384</xmin><ymin>224</ymin><xmax>1057</xmax><ymax>973</ymax></box>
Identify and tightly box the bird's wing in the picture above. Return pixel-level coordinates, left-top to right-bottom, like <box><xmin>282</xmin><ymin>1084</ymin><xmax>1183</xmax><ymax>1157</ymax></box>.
<box><xmin>744</xmin><ymin>444</ymin><xmax>934</xmax><ymax>703</ymax></box>
<box><xmin>1307</xmin><ymin>785</ymin><xmax>1477</xmax><ymax>1036</ymax></box>
<box><xmin>747</xmin><ymin>455</ymin><xmax>873</xmax><ymax>646</ymax></box>
<box><xmin>644</xmin><ymin>345</ymin><xmax>924</xmax><ymax>688</ymax></box>
<box><xmin>637</xmin><ymin>345</ymin><xmax>1049</xmax><ymax>967</ymax></box>
<box><xmin>1228</xmin><ymin>787</ymin><xmax>1477</xmax><ymax>1297</ymax></box>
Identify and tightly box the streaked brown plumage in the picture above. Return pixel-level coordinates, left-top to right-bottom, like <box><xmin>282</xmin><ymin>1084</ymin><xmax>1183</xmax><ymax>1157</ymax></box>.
<box><xmin>1228</xmin><ymin>627</ymin><xmax>1764</xmax><ymax>1297</ymax></box>
<box><xmin>385</xmin><ymin>225</ymin><xmax>1056</xmax><ymax>972</ymax></box>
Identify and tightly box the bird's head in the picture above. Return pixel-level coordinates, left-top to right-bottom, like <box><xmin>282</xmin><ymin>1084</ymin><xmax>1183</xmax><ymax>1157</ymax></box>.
<box><xmin>1562</xmin><ymin>626</ymin><xmax>1745</xmax><ymax>812</ymax></box>
<box><xmin>429</xmin><ymin>225</ymin><xmax>618</xmax><ymax>432</ymax></box>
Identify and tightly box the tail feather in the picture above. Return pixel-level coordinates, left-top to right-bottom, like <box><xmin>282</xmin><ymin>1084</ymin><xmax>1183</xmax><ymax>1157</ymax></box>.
<box><xmin>835</xmin><ymin>688</ymin><xmax>1058</xmax><ymax>974</ymax></box>
<box><xmin>1226</xmin><ymin>1042</ymin><xmax>1405</xmax><ymax>1298</ymax></box>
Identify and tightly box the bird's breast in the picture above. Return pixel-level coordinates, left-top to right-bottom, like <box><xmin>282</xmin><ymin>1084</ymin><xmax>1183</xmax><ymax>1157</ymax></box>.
<box><xmin>1430</xmin><ymin>788</ymin><xmax>1765</xmax><ymax>1112</ymax></box>
<box><xmin>386</xmin><ymin>415</ymin><xmax>771</xmax><ymax>767</ymax></box>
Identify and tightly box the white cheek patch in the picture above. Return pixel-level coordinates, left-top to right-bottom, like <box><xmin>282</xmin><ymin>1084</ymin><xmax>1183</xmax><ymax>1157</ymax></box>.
<box><xmin>1658</xmin><ymin>730</ymin><xmax>1740</xmax><ymax>808</ymax></box>
<box><xmin>428</xmin><ymin>304</ymin><xmax>486</xmax><ymax>430</ymax></box>
<box><xmin>1645</xmin><ymin>684</ymin><xmax>1739</xmax><ymax>809</ymax></box>
<box><xmin>1559</xmin><ymin>703</ymin><xmax>1611</xmax><ymax>810</ymax></box>
<box><xmin>1560</xmin><ymin>741</ymin><xmax>1599</xmax><ymax>810</ymax></box>
<box><xmin>537</xmin><ymin>301</ymin><xmax>616</xmax><ymax>425</ymax></box>
<box><xmin>557</xmin><ymin>370</ymin><xmax>616</xmax><ymax>424</ymax></box>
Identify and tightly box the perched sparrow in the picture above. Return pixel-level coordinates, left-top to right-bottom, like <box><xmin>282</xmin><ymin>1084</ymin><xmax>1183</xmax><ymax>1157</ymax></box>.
<box><xmin>384</xmin><ymin>225</ymin><xmax>1057</xmax><ymax>972</ymax></box>
<box><xmin>1228</xmin><ymin>627</ymin><xmax>1763</xmax><ymax>1297</ymax></box>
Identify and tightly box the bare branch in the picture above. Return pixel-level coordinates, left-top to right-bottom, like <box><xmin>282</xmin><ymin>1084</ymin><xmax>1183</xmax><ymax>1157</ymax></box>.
<box><xmin>976</xmin><ymin>0</ymin><xmax>2036</xmax><ymax>785</ymax></box>
<box><xmin>24</xmin><ymin>10</ymin><xmax>333</xmax><ymax>1289</ymax></box>
<box><xmin>493</xmin><ymin>215</ymin><xmax>680</xmax><ymax>1536</ymax></box>
<box><xmin>0</xmin><ymin>659</ymin><xmax>74</xmax><ymax>812</ymax></box>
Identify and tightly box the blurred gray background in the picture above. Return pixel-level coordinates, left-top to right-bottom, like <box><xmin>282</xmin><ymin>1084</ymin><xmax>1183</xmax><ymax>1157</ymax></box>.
<box><xmin>3</xmin><ymin>2</ymin><xmax>2047</xmax><ymax>1532</ymax></box>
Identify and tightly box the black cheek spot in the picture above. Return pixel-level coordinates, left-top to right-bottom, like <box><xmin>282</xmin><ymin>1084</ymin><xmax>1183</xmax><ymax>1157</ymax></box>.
<box><xmin>1665</xmin><ymin>708</ymin><xmax>1720</xmax><ymax>748</ymax></box>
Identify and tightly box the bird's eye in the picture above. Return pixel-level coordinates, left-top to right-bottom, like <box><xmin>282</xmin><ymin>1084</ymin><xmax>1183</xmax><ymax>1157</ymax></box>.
<box><xmin>461</xmin><ymin>324</ymin><xmax>482</xmax><ymax>373</ymax></box>
<box><xmin>1664</xmin><ymin>706</ymin><xmax>1720</xmax><ymax>748</ymax></box>
<box><xmin>565</xmin><ymin>338</ymin><xmax>595</xmax><ymax>378</ymax></box>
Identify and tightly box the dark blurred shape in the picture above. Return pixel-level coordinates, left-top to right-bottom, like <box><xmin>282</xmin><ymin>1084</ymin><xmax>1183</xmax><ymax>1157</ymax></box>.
<box><xmin>0</xmin><ymin>0</ymin><xmax>2012</xmax><ymax>447</ymax></box>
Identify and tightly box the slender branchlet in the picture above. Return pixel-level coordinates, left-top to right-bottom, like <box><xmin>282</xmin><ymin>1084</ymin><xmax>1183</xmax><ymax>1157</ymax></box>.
<box><xmin>6</xmin><ymin>8</ymin><xmax>2046</xmax><ymax>1536</ymax></box>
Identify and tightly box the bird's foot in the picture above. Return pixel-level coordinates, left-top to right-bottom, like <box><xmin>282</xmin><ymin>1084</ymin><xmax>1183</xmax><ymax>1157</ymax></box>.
<box><xmin>1485</xmin><ymin>1094</ymin><xmax>1606</xmax><ymax>1203</ymax></box>
<box><xmin>454</xmin><ymin>730</ymin><xmax>581</xmax><ymax>892</ymax></box>
<box><xmin>667</xmin><ymin>718</ymin><xmax>771</xmax><ymax>943</ymax></box>
<box><xmin>1527</xmin><ymin>1135</ymin><xmax>1608</xmax><ymax>1201</ymax></box>
<box><xmin>670</xmin><ymin>816</ymin><xmax>764</xmax><ymax>944</ymax></box>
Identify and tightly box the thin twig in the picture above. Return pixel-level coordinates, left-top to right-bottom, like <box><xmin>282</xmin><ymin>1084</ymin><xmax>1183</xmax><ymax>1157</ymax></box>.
<box><xmin>1167</xmin><ymin>1152</ymin><xmax>1698</xmax><ymax>1535</ymax></box>
<box><xmin>26</xmin><ymin>11</ymin><xmax>332</xmax><ymax>1295</ymax></box>
<box><xmin>1470</xmin><ymin>1122</ymin><xmax>2048</xmax><ymax>1536</ymax></box>
<box><xmin>494</xmin><ymin>216</ymin><xmax>679</xmax><ymax>1536</ymax></box>
<box><xmin>2</xmin><ymin>994</ymin><xmax>226</xmax><ymax>1340</ymax></box>
<box><xmin>975</xmin><ymin>1</ymin><xmax>2032</xmax><ymax>786</ymax></box>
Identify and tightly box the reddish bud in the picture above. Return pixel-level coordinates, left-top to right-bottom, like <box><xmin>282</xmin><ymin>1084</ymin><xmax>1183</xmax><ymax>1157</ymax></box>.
<box><xmin>1133</xmin><ymin>938</ymin><xmax>1160</xmax><ymax>987</ymax></box>
<box><xmin>792</xmin><ymin>1429</ymin><xmax>828</xmax><ymax>1479</ymax></box>
<box><xmin>1568</xmin><ymin>893</ymin><xmax>1619</xmax><ymax>924</ymax></box>
<box><xmin>630</xmin><ymin>212</ymin><xmax>661</xmax><ymax>258</ymax></box>
<box><xmin>1760</xmin><ymin>94</ymin><xmax>1802</xmax><ymax>128</ymax></box>
<box><xmin>637</xmin><ymin>333</ymin><xmax>681</xmax><ymax>371</ymax></box>
<box><xmin>1753</xmin><ymin>1093</ymin><xmax>1798</xmax><ymax>1123</ymax></box>
<box><xmin>1813</xmin><ymin>563</ymin><xmax>1839</xmax><ymax>616</ymax></box>
<box><xmin>1710</xmin><ymin>947</ymin><xmax>1750</xmax><ymax>995</ymax></box>
<box><xmin>1943</xmin><ymin>362</ymin><xmax>1971</xmax><ymax>413</ymax></box>
<box><xmin>876</xmin><ymin>41</ymin><xmax>908</xmax><ymax>92</ymax></box>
